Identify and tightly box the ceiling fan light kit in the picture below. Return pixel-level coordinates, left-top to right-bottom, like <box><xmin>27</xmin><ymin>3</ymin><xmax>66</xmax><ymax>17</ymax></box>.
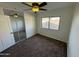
<box><xmin>13</xmin><ymin>14</ymin><xmax>18</xmax><ymax>18</ymax></box>
<box><xmin>22</xmin><ymin>2</ymin><xmax>47</xmax><ymax>13</ymax></box>
<box><xmin>32</xmin><ymin>6</ymin><xmax>39</xmax><ymax>12</ymax></box>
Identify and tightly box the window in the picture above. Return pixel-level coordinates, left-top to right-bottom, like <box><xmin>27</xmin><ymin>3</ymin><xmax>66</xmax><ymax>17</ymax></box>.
<box><xmin>42</xmin><ymin>17</ymin><xmax>60</xmax><ymax>30</ymax></box>
<box><xmin>50</xmin><ymin>17</ymin><xmax>60</xmax><ymax>30</ymax></box>
<box><xmin>42</xmin><ymin>17</ymin><xmax>49</xmax><ymax>28</ymax></box>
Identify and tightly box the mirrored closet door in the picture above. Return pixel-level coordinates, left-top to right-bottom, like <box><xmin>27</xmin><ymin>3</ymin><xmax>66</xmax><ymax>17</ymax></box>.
<box><xmin>10</xmin><ymin>16</ymin><xmax>26</xmax><ymax>42</ymax></box>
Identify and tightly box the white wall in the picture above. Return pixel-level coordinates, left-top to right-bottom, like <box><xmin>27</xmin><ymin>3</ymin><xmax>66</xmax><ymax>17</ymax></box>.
<box><xmin>24</xmin><ymin>12</ymin><xmax>36</xmax><ymax>38</ymax></box>
<box><xmin>37</xmin><ymin>6</ymin><xmax>73</xmax><ymax>42</ymax></box>
<box><xmin>68</xmin><ymin>3</ymin><xmax>79</xmax><ymax>57</ymax></box>
<box><xmin>0</xmin><ymin>7</ymin><xmax>4</xmax><ymax>15</ymax></box>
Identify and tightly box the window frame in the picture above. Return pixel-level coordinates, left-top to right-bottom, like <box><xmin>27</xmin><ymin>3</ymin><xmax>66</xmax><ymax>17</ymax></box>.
<box><xmin>41</xmin><ymin>17</ymin><xmax>49</xmax><ymax>29</ymax></box>
<box><xmin>41</xmin><ymin>16</ymin><xmax>61</xmax><ymax>30</ymax></box>
<box><xmin>49</xmin><ymin>16</ymin><xmax>61</xmax><ymax>30</ymax></box>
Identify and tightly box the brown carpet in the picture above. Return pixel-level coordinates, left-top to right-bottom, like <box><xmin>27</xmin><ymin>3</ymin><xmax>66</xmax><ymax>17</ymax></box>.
<box><xmin>0</xmin><ymin>34</ymin><xmax>67</xmax><ymax>57</ymax></box>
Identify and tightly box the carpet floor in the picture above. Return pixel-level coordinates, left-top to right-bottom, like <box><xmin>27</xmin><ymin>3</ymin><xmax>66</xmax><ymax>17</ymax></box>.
<box><xmin>0</xmin><ymin>34</ymin><xmax>67</xmax><ymax>57</ymax></box>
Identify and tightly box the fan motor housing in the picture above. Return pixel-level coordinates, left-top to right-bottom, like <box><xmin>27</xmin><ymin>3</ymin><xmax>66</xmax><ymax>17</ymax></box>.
<box><xmin>32</xmin><ymin>3</ymin><xmax>39</xmax><ymax>7</ymax></box>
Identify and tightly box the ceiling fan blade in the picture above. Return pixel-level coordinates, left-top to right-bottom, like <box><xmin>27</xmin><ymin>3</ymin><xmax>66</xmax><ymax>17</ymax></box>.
<box><xmin>39</xmin><ymin>8</ymin><xmax>47</xmax><ymax>11</ymax></box>
<box><xmin>39</xmin><ymin>2</ymin><xmax>47</xmax><ymax>7</ymax></box>
<box><xmin>22</xmin><ymin>2</ymin><xmax>32</xmax><ymax>7</ymax></box>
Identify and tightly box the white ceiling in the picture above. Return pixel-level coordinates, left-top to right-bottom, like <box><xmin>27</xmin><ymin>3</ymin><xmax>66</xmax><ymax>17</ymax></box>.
<box><xmin>0</xmin><ymin>2</ymin><xmax>75</xmax><ymax>11</ymax></box>
<box><xmin>0</xmin><ymin>2</ymin><xmax>75</xmax><ymax>15</ymax></box>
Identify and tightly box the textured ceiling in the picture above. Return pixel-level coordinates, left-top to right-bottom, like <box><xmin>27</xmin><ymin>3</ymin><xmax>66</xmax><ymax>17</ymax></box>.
<box><xmin>0</xmin><ymin>2</ymin><xmax>75</xmax><ymax>16</ymax></box>
<box><xmin>0</xmin><ymin>2</ymin><xmax>75</xmax><ymax>11</ymax></box>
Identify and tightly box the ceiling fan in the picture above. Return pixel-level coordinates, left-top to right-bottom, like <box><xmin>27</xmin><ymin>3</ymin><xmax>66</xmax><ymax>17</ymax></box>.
<box><xmin>22</xmin><ymin>2</ymin><xmax>47</xmax><ymax>13</ymax></box>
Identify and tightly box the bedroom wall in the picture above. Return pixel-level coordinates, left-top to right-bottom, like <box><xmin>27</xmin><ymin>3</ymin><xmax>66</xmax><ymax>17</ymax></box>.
<box><xmin>0</xmin><ymin>7</ymin><xmax>4</xmax><ymax>15</ymax></box>
<box><xmin>68</xmin><ymin>3</ymin><xmax>79</xmax><ymax>57</ymax></box>
<box><xmin>37</xmin><ymin>6</ymin><xmax>74</xmax><ymax>42</ymax></box>
<box><xmin>24</xmin><ymin>12</ymin><xmax>36</xmax><ymax>38</ymax></box>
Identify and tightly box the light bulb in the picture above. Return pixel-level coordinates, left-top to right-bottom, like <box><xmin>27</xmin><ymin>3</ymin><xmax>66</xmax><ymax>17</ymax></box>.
<box><xmin>32</xmin><ymin>6</ymin><xmax>39</xmax><ymax>12</ymax></box>
<box><xmin>13</xmin><ymin>14</ymin><xmax>18</xmax><ymax>18</ymax></box>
